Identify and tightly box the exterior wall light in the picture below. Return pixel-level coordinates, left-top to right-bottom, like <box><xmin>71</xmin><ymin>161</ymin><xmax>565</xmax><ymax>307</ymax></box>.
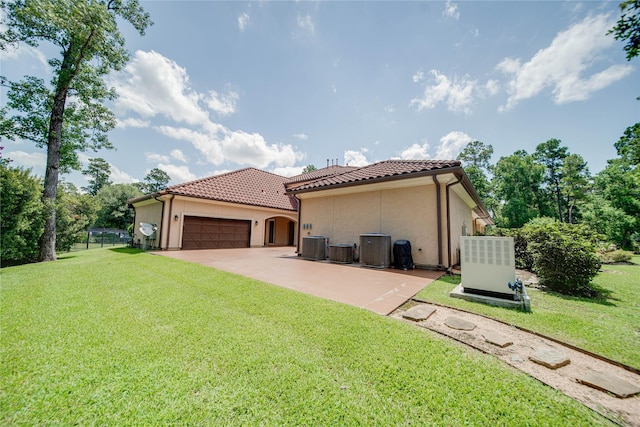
<box><xmin>174</xmin><ymin>215</ymin><xmax>179</xmax><ymax>221</ymax></box>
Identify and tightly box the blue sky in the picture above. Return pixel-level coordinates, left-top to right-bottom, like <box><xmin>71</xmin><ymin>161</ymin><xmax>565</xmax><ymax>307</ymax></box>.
<box><xmin>2</xmin><ymin>1</ymin><xmax>638</xmax><ymax>188</ymax></box>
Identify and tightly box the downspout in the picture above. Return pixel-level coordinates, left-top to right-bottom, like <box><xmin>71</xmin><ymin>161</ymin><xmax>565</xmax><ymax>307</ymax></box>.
<box><xmin>446</xmin><ymin>173</ymin><xmax>464</xmax><ymax>270</ymax></box>
<box><xmin>154</xmin><ymin>195</ymin><xmax>166</xmax><ymax>251</ymax></box>
<box><xmin>164</xmin><ymin>195</ymin><xmax>175</xmax><ymax>250</ymax></box>
<box><xmin>433</xmin><ymin>175</ymin><xmax>443</xmax><ymax>268</ymax></box>
<box><xmin>294</xmin><ymin>194</ymin><xmax>302</xmax><ymax>255</ymax></box>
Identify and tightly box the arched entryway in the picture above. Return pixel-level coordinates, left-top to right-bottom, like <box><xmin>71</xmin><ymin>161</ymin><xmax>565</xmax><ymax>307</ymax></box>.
<box><xmin>264</xmin><ymin>216</ymin><xmax>297</xmax><ymax>246</ymax></box>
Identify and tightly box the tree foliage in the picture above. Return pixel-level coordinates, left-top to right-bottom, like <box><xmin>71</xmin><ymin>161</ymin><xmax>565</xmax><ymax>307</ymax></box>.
<box><xmin>0</xmin><ymin>0</ymin><xmax>152</xmax><ymax>262</ymax></box>
<box><xmin>534</xmin><ymin>139</ymin><xmax>568</xmax><ymax>222</ymax></box>
<box><xmin>492</xmin><ymin>150</ymin><xmax>549</xmax><ymax>228</ymax></box>
<box><xmin>0</xmin><ymin>165</ymin><xmax>45</xmax><ymax>265</ymax></box>
<box><xmin>302</xmin><ymin>164</ymin><xmax>317</xmax><ymax>173</ymax></box>
<box><xmin>94</xmin><ymin>184</ymin><xmax>142</xmax><ymax>230</ymax></box>
<box><xmin>141</xmin><ymin>168</ymin><xmax>170</xmax><ymax>193</ymax></box>
<box><xmin>82</xmin><ymin>157</ymin><xmax>112</xmax><ymax>196</ymax></box>
<box><xmin>610</xmin><ymin>0</ymin><xmax>640</xmax><ymax>61</ymax></box>
<box><xmin>55</xmin><ymin>182</ymin><xmax>98</xmax><ymax>252</ymax></box>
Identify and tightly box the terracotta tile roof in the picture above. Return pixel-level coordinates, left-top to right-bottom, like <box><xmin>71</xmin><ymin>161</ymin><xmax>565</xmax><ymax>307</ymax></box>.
<box><xmin>164</xmin><ymin>168</ymin><xmax>297</xmax><ymax>211</ymax></box>
<box><xmin>286</xmin><ymin>165</ymin><xmax>358</xmax><ymax>184</ymax></box>
<box><xmin>287</xmin><ymin>159</ymin><xmax>462</xmax><ymax>193</ymax></box>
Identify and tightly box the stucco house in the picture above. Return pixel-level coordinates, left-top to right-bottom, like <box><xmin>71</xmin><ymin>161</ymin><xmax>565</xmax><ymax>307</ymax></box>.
<box><xmin>129</xmin><ymin>168</ymin><xmax>299</xmax><ymax>250</ymax></box>
<box><xmin>285</xmin><ymin>160</ymin><xmax>492</xmax><ymax>269</ymax></box>
<box><xmin>129</xmin><ymin>159</ymin><xmax>492</xmax><ymax>269</ymax></box>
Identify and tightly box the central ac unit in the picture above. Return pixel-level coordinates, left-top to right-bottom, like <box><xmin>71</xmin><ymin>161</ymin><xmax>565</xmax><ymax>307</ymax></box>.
<box><xmin>302</xmin><ymin>236</ymin><xmax>328</xmax><ymax>260</ymax></box>
<box><xmin>359</xmin><ymin>233</ymin><xmax>391</xmax><ymax>267</ymax></box>
<box><xmin>329</xmin><ymin>244</ymin><xmax>354</xmax><ymax>263</ymax></box>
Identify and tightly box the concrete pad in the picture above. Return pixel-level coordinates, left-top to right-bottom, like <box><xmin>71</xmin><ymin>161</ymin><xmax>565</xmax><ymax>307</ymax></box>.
<box><xmin>449</xmin><ymin>284</ymin><xmax>531</xmax><ymax>311</ymax></box>
<box><xmin>154</xmin><ymin>248</ymin><xmax>444</xmax><ymax>315</ymax></box>
<box><xmin>402</xmin><ymin>305</ymin><xmax>436</xmax><ymax>322</ymax></box>
<box><xmin>482</xmin><ymin>331</ymin><xmax>513</xmax><ymax>348</ymax></box>
<box><xmin>444</xmin><ymin>316</ymin><xmax>476</xmax><ymax>331</ymax></box>
<box><xmin>529</xmin><ymin>347</ymin><xmax>570</xmax><ymax>369</ymax></box>
<box><xmin>577</xmin><ymin>370</ymin><xmax>640</xmax><ymax>398</ymax></box>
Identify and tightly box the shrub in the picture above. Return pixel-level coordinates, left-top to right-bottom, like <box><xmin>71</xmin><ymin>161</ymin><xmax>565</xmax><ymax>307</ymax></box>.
<box><xmin>522</xmin><ymin>218</ymin><xmax>602</xmax><ymax>297</ymax></box>
<box><xmin>599</xmin><ymin>249</ymin><xmax>633</xmax><ymax>264</ymax></box>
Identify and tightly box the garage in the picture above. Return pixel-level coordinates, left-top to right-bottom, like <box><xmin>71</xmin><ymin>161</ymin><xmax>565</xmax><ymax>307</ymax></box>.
<box><xmin>182</xmin><ymin>216</ymin><xmax>251</xmax><ymax>250</ymax></box>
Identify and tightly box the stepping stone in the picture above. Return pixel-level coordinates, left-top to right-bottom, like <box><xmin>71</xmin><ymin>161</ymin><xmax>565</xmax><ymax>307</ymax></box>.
<box><xmin>577</xmin><ymin>370</ymin><xmax>640</xmax><ymax>398</ymax></box>
<box><xmin>529</xmin><ymin>347</ymin><xmax>570</xmax><ymax>369</ymax></box>
<box><xmin>445</xmin><ymin>316</ymin><xmax>476</xmax><ymax>331</ymax></box>
<box><xmin>510</xmin><ymin>355</ymin><xmax>524</xmax><ymax>363</ymax></box>
<box><xmin>402</xmin><ymin>305</ymin><xmax>436</xmax><ymax>321</ymax></box>
<box><xmin>483</xmin><ymin>331</ymin><xmax>513</xmax><ymax>348</ymax></box>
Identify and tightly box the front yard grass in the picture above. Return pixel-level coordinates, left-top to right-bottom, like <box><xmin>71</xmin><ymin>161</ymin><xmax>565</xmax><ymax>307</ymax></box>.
<box><xmin>1</xmin><ymin>248</ymin><xmax>612</xmax><ymax>425</ymax></box>
<box><xmin>415</xmin><ymin>256</ymin><xmax>640</xmax><ymax>369</ymax></box>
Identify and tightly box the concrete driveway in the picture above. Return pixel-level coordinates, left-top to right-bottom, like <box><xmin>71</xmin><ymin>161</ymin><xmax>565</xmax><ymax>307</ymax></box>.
<box><xmin>154</xmin><ymin>247</ymin><xmax>444</xmax><ymax>315</ymax></box>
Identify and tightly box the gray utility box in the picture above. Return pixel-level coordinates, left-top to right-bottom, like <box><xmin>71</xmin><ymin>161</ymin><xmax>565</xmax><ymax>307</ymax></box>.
<box><xmin>302</xmin><ymin>236</ymin><xmax>328</xmax><ymax>260</ymax></box>
<box><xmin>359</xmin><ymin>233</ymin><xmax>391</xmax><ymax>268</ymax></box>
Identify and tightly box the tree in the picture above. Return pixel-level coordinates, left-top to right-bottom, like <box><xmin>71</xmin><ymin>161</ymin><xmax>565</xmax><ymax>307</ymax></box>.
<box><xmin>56</xmin><ymin>181</ymin><xmax>98</xmax><ymax>252</ymax></box>
<box><xmin>82</xmin><ymin>157</ymin><xmax>112</xmax><ymax>196</ymax></box>
<box><xmin>0</xmin><ymin>0</ymin><xmax>152</xmax><ymax>262</ymax></box>
<box><xmin>492</xmin><ymin>150</ymin><xmax>548</xmax><ymax>228</ymax></box>
<box><xmin>560</xmin><ymin>153</ymin><xmax>590</xmax><ymax>223</ymax></box>
<box><xmin>0</xmin><ymin>165</ymin><xmax>45</xmax><ymax>265</ymax></box>
<box><xmin>534</xmin><ymin>139</ymin><xmax>568</xmax><ymax>222</ymax></box>
<box><xmin>95</xmin><ymin>184</ymin><xmax>142</xmax><ymax>230</ymax></box>
<box><xmin>614</xmin><ymin>122</ymin><xmax>640</xmax><ymax>166</ymax></box>
<box><xmin>142</xmin><ymin>168</ymin><xmax>170</xmax><ymax>193</ymax></box>
<box><xmin>457</xmin><ymin>140</ymin><xmax>494</xmax><ymax>171</ymax></box>
<box><xmin>610</xmin><ymin>0</ymin><xmax>640</xmax><ymax>61</ymax></box>
<box><xmin>302</xmin><ymin>164</ymin><xmax>317</xmax><ymax>173</ymax></box>
<box><xmin>457</xmin><ymin>141</ymin><xmax>496</xmax><ymax>217</ymax></box>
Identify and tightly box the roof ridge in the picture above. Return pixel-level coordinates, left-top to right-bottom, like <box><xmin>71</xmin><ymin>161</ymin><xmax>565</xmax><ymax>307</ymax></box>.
<box><xmin>168</xmin><ymin>167</ymin><xmax>287</xmax><ymax>191</ymax></box>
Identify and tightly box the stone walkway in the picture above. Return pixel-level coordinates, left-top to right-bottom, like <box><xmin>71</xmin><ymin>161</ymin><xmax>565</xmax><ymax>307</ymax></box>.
<box><xmin>391</xmin><ymin>301</ymin><xmax>640</xmax><ymax>426</ymax></box>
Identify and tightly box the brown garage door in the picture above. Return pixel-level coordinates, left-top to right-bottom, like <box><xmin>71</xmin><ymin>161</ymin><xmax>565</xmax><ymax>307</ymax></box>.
<box><xmin>182</xmin><ymin>216</ymin><xmax>251</xmax><ymax>250</ymax></box>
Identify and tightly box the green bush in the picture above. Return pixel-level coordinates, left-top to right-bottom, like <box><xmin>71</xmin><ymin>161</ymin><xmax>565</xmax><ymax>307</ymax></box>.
<box><xmin>522</xmin><ymin>218</ymin><xmax>601</xmax><ymax>297</ymax></box>
<box><xmin>0</xmin><ymin>165</ymin><xmax>45</xmax><ymax>265</ymax></box>
<box><xmin>599</xmin><ymin>249</ymin><xmax>634</xmax><ymax>264</ymax></box>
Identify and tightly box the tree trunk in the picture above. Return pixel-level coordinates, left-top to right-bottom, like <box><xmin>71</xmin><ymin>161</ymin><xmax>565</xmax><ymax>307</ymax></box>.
<box><xmin>38</xmin><ymin>91</ymin><xmax>67</xmax><ymax>262</ymax></box>
<box><xmin>38</xmin><ymin>45</ymin><xmax>76</xmax><ymax>262</ymax></box>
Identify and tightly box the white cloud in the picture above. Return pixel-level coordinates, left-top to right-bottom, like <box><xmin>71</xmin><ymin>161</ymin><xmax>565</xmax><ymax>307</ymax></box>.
<box><xmin>344</xmin><ymin>149</ymin><xmax>370</xmax><ymax>167</ymax></box>
<box><xmin>113</xmin><ymin>50</ymin><xmax>209</xmax><ymax>126</ymax></box>
<box><xmin>110</xmin><ymin>164</ymin><xmax>138</xmax><ymax>184</ymax></box>
<box><xmin>399</xmin><ymin>141</ymin><xmax>431</xmax><ymax>160</ymax></box>
<box><xmin>238</xmin><ymin>12</ymin><xmax>250</xmax><ymax>31</ymax></box>
<box><xmin>497</xmin><ymin>13</ymin><xmax>634</xmax><ymax>110</ymax></box>
<box><xmin>205</xmin><ymin>89</ymin><xmax>239</xmax><ymax>117</ymax></box>
<box><xmin>293</xmin><ymin>133</ymin><xmax>308</xmax><ymax>140</ymax></box>
<box><xmin>443</xmin><ymin>0</ymin><xmax>460</xmax><ymax>20</ymax></box>
<box><xmin>435</xmin><ymin>131</ymin><xmax>473</xmax><ymax>159</ymax></box>
<box><xmin>5</xmin><ymin>151</ymin><xmax>46</xmax><ymax>175</ymax></box>
<box><xmin>410</xmin><ymin>70</ymin><xmax>476</xmax><ymax>114</ymax></box>
<box><xmin>412</xmin><ymin>71</ymin><xmax>425</xmax><ymax>83</ymax></box>
<box><xmin>170</xmin><ymin>149</ymin><xmax>187</xmax><ymax>163</ymax></box>
<box><xmin>116</xmin><ymin>117</ymin><xmax>150</xmax><ymax>129</ymax></box>
<box><xmin>484</xmin><ymin>80</ymin><xmax>500</xmax><ymax>97</ymax></box>
<box><xmin>156</xmin><ymin>163</ymin><xmax>197</xmax><ymax>183</ymax></box>
<box><xmin>296</xmin><ymin>14</ymin><xmax>315</xmax><ymax>36</ymax></box>
<box><xmin>113</xmin><ymin>50</ymin><xmax>303</xmax><ymax>170</ymax></box>
<box><xmin>146</xmin><ymin>153</ymin><xmax>171</xmax><ymax>164</ymax></box>
<box><xmin>385</xmin><ymin>105</ymin><xmax>396</xmax><ymax>113</ymax></box>
<box><xmin>2</xmin><ymin>43</ymin><xmax>49</xmax><ymax>73</ymax></box>
<box><xmin>271</xmin><ymin>166</ymin><xmax>305</xmax><ymax>177</ymax></box>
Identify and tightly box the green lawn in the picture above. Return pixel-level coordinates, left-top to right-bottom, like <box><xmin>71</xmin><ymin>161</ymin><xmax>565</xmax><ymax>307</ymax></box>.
<box><xmin>415</xmin><ymin>256</ymin><xmax>640</xmax><ymax>369</ymax></box>
<box><xmin>1</xmin><ymin>248</ymin><xmax>612</xmax><ymax>426</ymax></box>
